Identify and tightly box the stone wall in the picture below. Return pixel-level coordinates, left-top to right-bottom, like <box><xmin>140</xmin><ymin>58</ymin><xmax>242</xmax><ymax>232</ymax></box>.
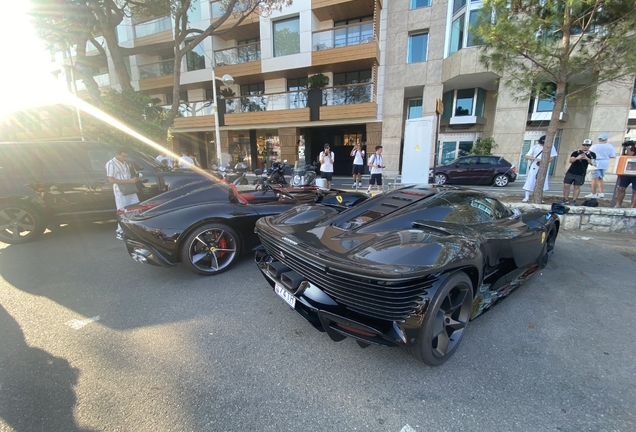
<box><xmin>515</xmin><ymin>203</ymin><xmax>636</xmax><ymax>234</ymax></box>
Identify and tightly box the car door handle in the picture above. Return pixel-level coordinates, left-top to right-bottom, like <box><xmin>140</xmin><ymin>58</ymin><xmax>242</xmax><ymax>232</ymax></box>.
<box><xmin>96</xmin><ymin>179</ymin><xmax>108</xmax><ymax>184</ymax></box>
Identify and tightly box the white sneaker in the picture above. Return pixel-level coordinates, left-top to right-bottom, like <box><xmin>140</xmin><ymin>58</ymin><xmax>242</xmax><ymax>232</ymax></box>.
<box><xmin>597</xmin><ymin>193</ymin><xmax>605</xmax><ymax>198</ymax></box>
<box><xmin>366</xmin><ymin>189</ymin><xmax>372</xmax><ymax>195</ymax></box>
<box><xmin>358</xmin><ymin>182</ymin><xmax>362</xmax><ymax>187</ymax></box>
<box><xmin>522</xmin><ymin>198</ymin><xmax>529</xmax><ymax>203</ymax></box>
<box><xmin>585</xmin><ymin>193</ymin><xmax>597</xmax><ymax>198</ymax></box>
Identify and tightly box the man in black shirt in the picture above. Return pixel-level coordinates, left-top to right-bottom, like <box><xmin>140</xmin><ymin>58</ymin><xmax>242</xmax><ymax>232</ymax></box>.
<box><xmin>561</xmin><ymin>139</ymin><xmax>596</xmax><ymax>206</ymax></box>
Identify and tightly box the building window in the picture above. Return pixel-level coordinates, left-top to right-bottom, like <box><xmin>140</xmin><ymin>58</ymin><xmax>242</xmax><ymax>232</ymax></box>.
<box><xmin>453</xmin><ymin>0</ymin><xmax>467</xmax><ymax>14</ymax></box>
<box><xmin>450</xmin><ymin>14</ymin><xmax>465</xmax><ymax>55</ymax></box>
<box><xmin>186</xmin><ymin>41</ymin><xmax>206</xmax><ymax>72</ymax></box>
<box><xmin>467</xmin><ymin>9</ymin><xmax>484</xmax><ymax>47</ymax></box>
<box><xmin>408</xmin><ymin>33</ymin><xmax>428</xmax><ymax>63</ymax></box>
<box><xmin>442</xmin><ymin>88</ymin><xmax>486</xmax><ymax>118</ymax></box>
<box><xmin>240</xmin><ymin>83</ymin><xmax>266</xmax><ymax>112</ymax></box>
<box><xmin>408</xmin><ymin>99</ymin><xmax>423</xmax><ymax>119</ymax></box>
<box><xmin>410</xmin><ymin>0</ymin><xmax>431</xmax><ymax>9</ymax></box>
<box><xmin>240</xmin><ymin>83</ymin><xmax>265</xmax><ymax>95</ymax></box>
<box><xmin>332</xmin><ymin>70</ymin><xmax>373</xmax><ymax>105</ymax></box>
<box><xmin>631</xmin><ymin>82</ymin><xmax>636</xmax><ymax>110</ymax></box>
<box><xmin>273</xmin><ymin>17</ymin><xmax>300</xmax><ymax>57</ymax></box>
<box><xmin>334</xmin><ymin>16</ymin><xmax>374</xmax><ymax>47</ymax></box>
<box><xmin>288</xmin><ymin>78</ymin><xmax>308</xmax><ymax>109</ymax></box>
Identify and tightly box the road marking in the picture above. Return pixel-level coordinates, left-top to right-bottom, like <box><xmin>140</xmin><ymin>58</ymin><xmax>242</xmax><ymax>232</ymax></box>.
<box><xmin>65</xmin><ymin>315</ymin><xmax>100</xmax><ymax>329</ymax></box>
<box><xmin>400</xmin><ymin>425</ymin><xmax>417</xmax><ymax>432</ymax></box>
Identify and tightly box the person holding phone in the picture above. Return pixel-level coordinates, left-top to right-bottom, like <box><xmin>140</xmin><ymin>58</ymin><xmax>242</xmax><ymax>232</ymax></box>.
<box><xmin>319</xmin><ymin>143</ymin><xmax>334</xmax><ymax>189</ymax></box>
<box><xmin>366</xmin><ymin>145</ymin><xmax>386</xmax><ymax>195</ymax></box>
<box><xmin>350</xmin><ymin>141</ymin><xmax>365</xmax><ymax>188</ymax></box>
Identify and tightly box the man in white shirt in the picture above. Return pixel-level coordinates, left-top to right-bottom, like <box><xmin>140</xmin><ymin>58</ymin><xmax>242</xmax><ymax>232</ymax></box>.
<box><xmin>319</xmin><ymin>143</ymin><xmax>334</xmax><ymax>189</ymax></box>
<box><xmin>155</xmin><ymin>152</ymin><xmax>173</xmax><ymax>168</ymax></box>
<box><xmin>350</xmin><ymin>141</ymin><xmax>365</xmax><ymax>187</ymax></box>
<box><xmin>586</xmin><ymin>133</ymin><xmax>616</xmax><ymax>199</ymax></box>
<box><xmin>105</xmin><ymin>147</ymin><xmax>139</xmax><ymax>240</ymax></box>
<box><xmin>366</xmin><ymin>145</ymin><xmax>386</xmax><ymax>195</ymax></box>
<box><xmin>178</xmin><ymin>148</ymin><xmax>195</xmax><ymax>169</ymax></box>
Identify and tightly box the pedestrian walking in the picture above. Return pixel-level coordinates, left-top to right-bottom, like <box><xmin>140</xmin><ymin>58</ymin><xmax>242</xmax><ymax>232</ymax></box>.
<box><xmin>350</xmin><ymin>141</ymin><xmax>365</xmax><ymax>188</ymax></box>
<box><xmin>178</xmin><ymin>148</ymin><xmax>195</xmax><ymax>169</ymax></box>
<box><xmin>319</xmin><ymin>143</ymin><xmax>334</xmax><ymax>189</ymax></box>
<box><xmin>560</xmin><ymin>139</ymin><xmax>596</xmax><ymax>206</ymax></box>
<box><xmin>522</xmin><ymin>135</ymin><xmax>557</xmax><ymax>202</ymax></box>
<box><xmin>586</xmin><ymin>133</ymin><xmax>616</xmax><ymax>199</ymax></box>
<box><xmin>105</xmin><ymin>148</ymin><xmax>139</xmax><ymax>240</ymax></box>
<box><xmin>366</xmin><ymin>145</ymin><xmax>385</xmax><ymax>195</ymax></box>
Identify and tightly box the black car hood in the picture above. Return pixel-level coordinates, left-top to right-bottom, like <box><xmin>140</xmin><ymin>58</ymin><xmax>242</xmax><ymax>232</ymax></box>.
<box><xmin>261</xmin><ymin>188</ymin><xmax>478</xmax><ymax>274</ymax></box>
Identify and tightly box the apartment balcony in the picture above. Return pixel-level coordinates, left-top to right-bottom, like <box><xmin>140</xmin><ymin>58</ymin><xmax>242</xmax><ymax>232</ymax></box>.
<box><xmin>138</xmin><ymin>59</ymin><xmax>174</xmax><ymax>91</ymax></box>
<box><xmin>74</xmin><ymin>73</ymin><xmax>111</xmax><ymax>92</ymax></box>
<box><xmin>312</xmin><ymin>24</ymin><xmax>380</xmax><ymax>69</ymax></box>
<box><xmin>169</xmin><ymin>102</ymin><xmax>218</xmax><ymax>129</ymax></box>
<box><xmin>214</xmin><ymin>43</ymin><xmax>262</xmax><ymax>78</ymax></box>
<box><xmin>223</xmin><ymin>90</ymin><xmax>311</xmax><ymax>126</ymax></box>
<box><xmin>312</xmin><ymin>0</ymin><xmax>379</xmax><ymax>22</ymax></box>
<box><xmin>319</xmin><ymin>83</ymin><xmax>377</xmax><ymax>120</ymax></box>
<box><xmin>527</xmin><ymin>98</ymin><xmax>569</xmax><ymax>124</ymax></box>
<box><xmin>133</xmin><ymin>16</ymin><xmax>174</xmax><ymax>47</ymax></box>
<box><xmin>210</xmin><ymin>1</ymin><xmax>260</xmax><ymax>41</ymax></box>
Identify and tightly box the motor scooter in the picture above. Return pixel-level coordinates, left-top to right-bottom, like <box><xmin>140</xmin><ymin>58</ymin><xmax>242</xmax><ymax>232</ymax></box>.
<box><xmin>291</xmin><ymin>161</ymin><xmax>317</xmax><ymax>187</ymax></box>
<box><xmin>218</xmin><ymin>162</ymin><xmax>249</xmax><ymax>186</ymax></box>
<box><xmin>254</xmin><ymin>160</ymin><xmax>290</xmax><ymax>191</ymax></box>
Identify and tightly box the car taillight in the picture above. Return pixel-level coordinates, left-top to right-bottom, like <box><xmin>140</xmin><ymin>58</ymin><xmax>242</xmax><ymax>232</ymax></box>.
<box><xmin>116</xmin><ymin>202</ymin><xmax>164</xmax><ymax>215</ymax></box>
<box><xmin>511</xmin><ymin>166</ymin><xmax>516</xmax><ymax>172</ymax></box>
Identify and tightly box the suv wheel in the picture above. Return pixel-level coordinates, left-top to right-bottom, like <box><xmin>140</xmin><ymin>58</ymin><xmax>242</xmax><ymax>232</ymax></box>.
<box><xmin>434</xmin><ymin>173</ymin><xmax>448</xmax><ymax>185</ymax></box>
<box><xmin>0</xmin><ymin>203</ymin><xmax>45</xmax><ymax>244</ymax></box>
<box><xmin>493</xmin><ymin>174</ymin><xmax>509</xmax><ymax>187</ymax></box>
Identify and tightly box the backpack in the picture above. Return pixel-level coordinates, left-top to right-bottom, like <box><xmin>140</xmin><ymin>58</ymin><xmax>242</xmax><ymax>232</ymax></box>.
<box><xmin>581</xmin><ymin>198</ymin><xmax>598</xmax><ymax>207</ymax></box>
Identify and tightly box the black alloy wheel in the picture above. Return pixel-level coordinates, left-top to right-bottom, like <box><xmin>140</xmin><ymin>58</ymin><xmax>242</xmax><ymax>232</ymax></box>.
<box><xmin>409</xmin><ymin>272</ymin><xmax>473</xmax><ymax>366</ymax></box>
<box><xmin>0</xmin><ymin>204</ymin><xmax>45</xmax><ymax>245</ymax></box>
<box><xmin>434</xmin><ymin>173</ymin><xmax>448</xmax><ymax>185</ymax></box>
<box><xmin>180</xmin><ymin>223</ymin><xmax>240</xmax><ymax>275</ymax></box>
<box><xmin>493</xmin><ymin>174</ymin><xmax>510</xmax><ymax>187</ymax></box>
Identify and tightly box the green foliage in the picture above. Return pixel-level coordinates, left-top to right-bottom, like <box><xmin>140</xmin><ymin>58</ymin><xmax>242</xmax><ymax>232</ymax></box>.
<box><xmin>473</xmin><ymin>0</ymin><xmax>636</xmax><ymax>100</ymax></box>
<box><xmin>469</xmin><ymin>137</ymin><xmax>497</xmax><ymax>155</ymax></box>
<box><xmin>83</xmin><ymin>89</ymin><xmax>168</xmax><ymax>150</ymax></box>
<box><xmin>308</xmin><ymin>73</ymin><xmax>329</xmax><ymax>89</ymax></box>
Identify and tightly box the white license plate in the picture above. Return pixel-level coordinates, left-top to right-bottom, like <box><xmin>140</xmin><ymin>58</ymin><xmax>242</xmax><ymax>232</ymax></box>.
<box><xmin>275</xmin><ymin>283</ymin><xmax>296</xmax><ymax>309</ymax></box>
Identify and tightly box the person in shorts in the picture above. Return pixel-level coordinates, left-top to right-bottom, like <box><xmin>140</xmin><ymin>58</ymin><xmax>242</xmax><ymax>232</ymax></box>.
<box><xmin>350</xmin><ymin>141</ymin><xmax>365</xmax><ymax>187</ymax></box>
<box><xmin>615</xmin><ymin>176</ymin><xmax>636</xmax><ymax>208</ymax></box>
<box><xmin>560</xmin><ymin>139</ymin><xmax>596</xmax><ymax>206</ymax></box>
<box><xmin>319</xmin><ymin>143</ymin><xmax>334</xmax><ymax>189</ymax></box>
<box><xmin>366</xmin><ymin>146</ymin><xmax>385</xmax><ymax>195</ymax></box>
<box><xmin>586</xmin><ymin>133</ymin><xmax>616</xmax><ymax>198</ymax></box>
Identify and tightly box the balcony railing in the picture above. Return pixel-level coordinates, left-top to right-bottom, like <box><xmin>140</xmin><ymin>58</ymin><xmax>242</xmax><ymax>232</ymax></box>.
<box><xmin>160</xmin><ymin>102</ymin><xmax>215</xmax><ymax>118</ymax></box>
<box><xmin>210</xmin><ymin>1</ymin><xmax>250</xmax><ymax>19</ymax></box>
<box><xmin>312</xmin><ymin>22</ymin><xmax>375</xmax><ymax>51</ymax></box>
<box><xmin>74</xmin><ymin>73</ymin><xmax>111</xmax><ymax>91</ymax></box>
<box><xmin>134</xmin><ymin>16</ymin><xmax>172</xmax><ymax>39</ymax></box>
<box><xmin>214</xmin><ymin>42</ymin><xmax>261</xmax><ymax>66</ymax></box>
<box><xmin>322</xmin><ymin>83</ymin><xmax>373</xmax><ymax>106</ymax></box>
<box><xmin>139</xmin><ymin>59</ymin><xmax>175</xmax><ymax>79</ymax></box>
<box><xmin>225</xmin><ymin>90</ymin><xmax>309</xmax><ymax>113</ymax></box>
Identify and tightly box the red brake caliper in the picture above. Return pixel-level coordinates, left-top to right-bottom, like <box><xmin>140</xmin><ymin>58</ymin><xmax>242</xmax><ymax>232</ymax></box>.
<box><xmin>216</xmin><ymin>232</ymin><xmax>227</xmax><ymax>258</ymax></box>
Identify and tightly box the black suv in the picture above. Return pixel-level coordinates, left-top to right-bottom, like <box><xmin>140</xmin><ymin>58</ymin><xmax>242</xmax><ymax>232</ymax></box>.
<box><xmin>0</xmin><ymin>141</ymin><xmax>215</xmax><ymax>244</ymax></box>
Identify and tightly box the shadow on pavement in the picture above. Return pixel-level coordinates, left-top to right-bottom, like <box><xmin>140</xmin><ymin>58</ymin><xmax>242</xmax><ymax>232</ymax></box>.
<box><xmin>0</xmin><ymin>304</ymin><xmax>94</xmax><ymax>431</ymax></box>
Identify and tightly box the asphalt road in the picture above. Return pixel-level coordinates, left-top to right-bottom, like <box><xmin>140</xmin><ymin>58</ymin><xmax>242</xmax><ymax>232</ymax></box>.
<box><xmin>1</xmin><ymin>222</ymin><xmax>635</xmax><ymax>432</ymax></box>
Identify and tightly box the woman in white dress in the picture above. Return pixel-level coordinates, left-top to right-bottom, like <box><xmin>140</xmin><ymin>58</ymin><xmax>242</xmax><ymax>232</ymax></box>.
<box><xmin>522</xmin><ymin>135</ymin><xmax>558</xmax><ymax>202</ymax></box>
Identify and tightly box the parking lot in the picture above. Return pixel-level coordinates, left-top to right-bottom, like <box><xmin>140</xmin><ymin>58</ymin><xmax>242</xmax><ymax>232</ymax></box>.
<box><xmin>1</xmin><ymin>222</ymin><xmax>635</xmax><ymax>431</ymax></box>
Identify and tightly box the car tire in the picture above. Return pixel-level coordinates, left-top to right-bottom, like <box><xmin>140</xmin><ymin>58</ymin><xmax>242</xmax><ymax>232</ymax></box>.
<box><xmin>180</xmin><ymin>223</ymin><xmax>241</xmax><ymax>276</ymax></box>
<box><xmin>408</xmin><ymin>272</ymin><xmax>473</xmax><ymax>366</ymax></box>
<box><xmin>434</xmin><ymin>173</ymin><xmax>448</xmax><ymax>185</ymax></box>
<box><xmin>0</xmin><ymin>203</ymin><xmax>46</xmax><ymax>245</ymax></box>
<box><xmin>493</xmin><ymin>174</ymin><xmax>510</xmax><ymax>187</ymax></box>
<box><xmin>539</xmin><ymin>226</ymin><xmax>558</xmax><ymax>268</ymax></box>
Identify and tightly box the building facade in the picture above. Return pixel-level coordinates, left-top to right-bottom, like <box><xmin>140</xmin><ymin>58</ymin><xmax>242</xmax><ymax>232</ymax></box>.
<box><xmin>3</xmin><ymin>0</ymin><xmax>636</xmax><ymax>180</ymax></box>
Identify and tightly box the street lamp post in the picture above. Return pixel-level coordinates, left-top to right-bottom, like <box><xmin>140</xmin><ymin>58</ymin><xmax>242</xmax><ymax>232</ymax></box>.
<box><xmin>211</xmin><ymin>69</ymin><xmax>234</xmax><ymax>166</ymax></box>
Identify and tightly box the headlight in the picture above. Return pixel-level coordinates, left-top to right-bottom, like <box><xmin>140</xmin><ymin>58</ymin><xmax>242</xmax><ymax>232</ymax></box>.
<box><xmin>293</xmin><ymin>174</ymin><xmax>301</xmax><ymax>185</ymax></box>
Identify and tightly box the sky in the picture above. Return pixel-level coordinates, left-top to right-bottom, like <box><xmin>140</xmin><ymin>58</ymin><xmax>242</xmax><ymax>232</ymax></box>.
<box><xmin>0</xmin><ymin>1</ymin><xmax>68</xmax><ymax>117</ymax></box>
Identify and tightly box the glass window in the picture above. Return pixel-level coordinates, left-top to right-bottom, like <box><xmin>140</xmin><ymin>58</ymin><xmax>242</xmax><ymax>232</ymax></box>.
<box><xmin>39</xmin><ymin>144</ymin><xmax>88</xmax><ymax>173</ymax></box>
<box><xmin>189</xmin><ymin>1</ymin><xmax>201</xmax><ymax>22</ymax></box>
<box><xmin>410</xmin><ymin>0</ymin><xmax>431</xmax><ymax>9</ymax></box>
<box><xmin>408</xmin><ymin>99</ymin><xmax>423</xmax><ymax>119</ymax></box>
<box><xmin>186</xmin><ymin>42</ymin><xmax>206</xmax><ymax>72</ymax></box>
<box><xmin>457</xmin><ymin>156</ymin><xmax>479</xmax><ymax>165</ymax></box>
<box><xmin>455</xmin><ymin>89</ymin><xmax>474</xmax><ymax>116</ymax></box>
<box><xmin>86</xmin><ymin>149</ymin><xmax>115</xmax><ymax>172</ymax></box>
<box><xmin>450</xmin><ymin>14</ymin><xmax>465</xmax><ymax>55</ymax></box>
<box><xmin>453</xmin><ymin>0</ymin><xmax>467</xmax><ymax>14</ymax></box>
<box><xmin>475</xmin><ymin>88</ymin><xmax>486</xmax><ymax>117</ymax></box>
<box><xmin>467</xmin><ymin>9</ymin><xmax>484</xmax><ymax>47</ymax></box>
<box><xmin>480</xmin><ymin>156</ymin><xmax>497</xmax><ymax>165</ymax></box>
<box><xmin>0</xmin><ymin>144</ymin><xmax>42</xmax><ymax>176</ymax></box>
<box><xmin>458</xmin><ymin>141</ymin><xmax>473</xmax><ymax>157</ymax></box>
<box><xmin>240</xmin><ymin>83</ymin><xmax>265</xmax><ymax>96</ymax></box>
<box><xmin>273</xmin><ymin>17</ymin><xmax>300</xmax><ymax>57</ymax></box>
<box><xmin>288</xmin><ymin>78</ymin><xmax>308</xmax><ymax>109</ymax></box>
<box><xmin>631</xmin><ymin>83</ymin><xmax>636</xmax><ymax>109</ymax></box>
<box><xmin>408</xmin><ymin>33</ymin><xmax>428</xmax><ymax>63</ymax></box>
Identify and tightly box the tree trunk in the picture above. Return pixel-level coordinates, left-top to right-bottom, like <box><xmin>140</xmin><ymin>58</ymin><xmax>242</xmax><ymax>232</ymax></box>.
<box><xmin>102</xmin><ymin>28</ymin><xmax>133</xmax><ymax>92</ymax></box>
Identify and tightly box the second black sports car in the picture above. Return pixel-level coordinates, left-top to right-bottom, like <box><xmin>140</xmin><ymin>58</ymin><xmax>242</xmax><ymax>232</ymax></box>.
<box><xmin>119</xmin><ymin>181</ymin><xmax>368</xmax><ymax>275</ymax></box>
<box><xmin>254</xmin><ymin>185</ymin><xmax>564</xmax><ymax>365</ymax></box>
